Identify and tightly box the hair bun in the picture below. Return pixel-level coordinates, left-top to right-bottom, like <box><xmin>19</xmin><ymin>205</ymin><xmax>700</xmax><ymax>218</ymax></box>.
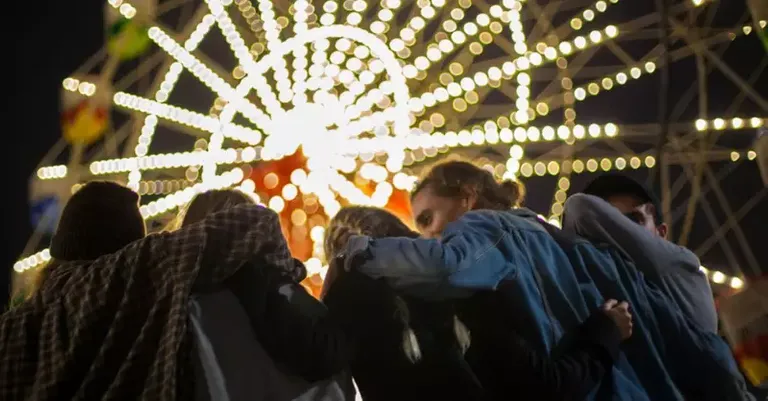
<box><xmin>500</xmin><ymin>179</ymin><xmax>525</xmax><ymax>207</ymax></box>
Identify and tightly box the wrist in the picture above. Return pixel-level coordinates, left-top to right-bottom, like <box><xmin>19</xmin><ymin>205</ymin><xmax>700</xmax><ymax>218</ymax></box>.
<box><xmin>338</xmin><ymin>235</ymin><xmax>373</xmax><ymax>271</ymax></box>
<box><xmin>582</xmin><ymin>311</ymin><xmax>623</xmax><ymax>360</ymax></box>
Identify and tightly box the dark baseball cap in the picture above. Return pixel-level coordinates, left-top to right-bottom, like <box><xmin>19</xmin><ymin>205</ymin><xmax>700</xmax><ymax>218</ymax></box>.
<box><xmin>583</xmin><ymin>173</ymin><xmax>664</xmax><ymax>225</ymax></box>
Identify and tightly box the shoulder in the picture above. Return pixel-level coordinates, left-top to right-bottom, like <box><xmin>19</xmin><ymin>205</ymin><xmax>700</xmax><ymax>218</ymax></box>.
<box><xmin>448</xmin><ymin>209</ymin><xmax>546</xmax><ymax>234</ymax></box>
<box><xmin>671</xmin><ymin>244</ymin><xmax>704</xmax><ymax>274</ymax></box>
<box><xmin>456</xmin><ymin>210</ymin><xmax>506</xmax><ymax>226</ymax></box>
<box><xmin>440</xmin><ymin>211</ymin><xmax>505</xmax><ymax>237</ymax></box>
<box><xmin>564</xmin><ymin>192</ymin><xmax>600</xmax><ymax>207</ymax></box>
<box><xmin>563</xmin><ymin>193</ymin><xmax>606</xmax><ymax>215</ymax></box>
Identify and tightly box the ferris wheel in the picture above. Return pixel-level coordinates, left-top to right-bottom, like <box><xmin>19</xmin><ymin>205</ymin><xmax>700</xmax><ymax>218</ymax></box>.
<box><xmin>16</xmin><ymin>0</ymin><xmax>767</xmax><ymax>295</ymax></box>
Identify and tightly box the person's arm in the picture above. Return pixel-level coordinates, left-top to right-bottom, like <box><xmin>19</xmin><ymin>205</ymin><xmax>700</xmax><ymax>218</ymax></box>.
<box><xmin>643</xmin><ymin>286</ymin><xmax>755</xmax><ymax>401</ymax></box>
<box><xmin>563</xmin><ymin>193</ymin><xmax>701</xmax><ymax>277</ymax></box>
<box><xmin>56</xmin><ymin>204</ymin><xmax>299</xmax><ymax>320</ymax></box>
<box><xmin>565</xmin><ymin>194</ymin><xmax>719</xmax><ymax>334</ymax></box>
<box><xmin>344</xmin><ymin>211</ymin><xmax>521</xmax><ymax>298</ymax></box>
<box><xmin>225</xmin><ymin>264</ymin><xmax>349</xmax><ymax>382</ymax></box>
<box><xmin>484</xmin><ymin>311</ymin><xmax>622</xmax><ymax>401</ymax></box>
<box><xmin>265</xmin><ymin>275</ymin><xmax>348</xmax><ymax>381</ymax></box>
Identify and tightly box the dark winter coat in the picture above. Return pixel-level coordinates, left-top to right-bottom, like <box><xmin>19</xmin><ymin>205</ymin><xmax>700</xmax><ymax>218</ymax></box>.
<box><xmin>323</xmin><ymin>268</ymin><xmax>486</xmax><ymax>401</ymax></box>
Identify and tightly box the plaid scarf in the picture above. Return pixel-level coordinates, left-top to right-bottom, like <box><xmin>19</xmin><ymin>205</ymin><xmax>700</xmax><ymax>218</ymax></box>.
<box><xmin>0</xmin><ymin>204</ymin><xmax>304</xmax><ymax>401</ymax></box>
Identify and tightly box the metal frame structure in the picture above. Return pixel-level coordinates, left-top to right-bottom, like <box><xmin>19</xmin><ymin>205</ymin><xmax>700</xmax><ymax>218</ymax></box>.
<box><xmin>16</xmin><ymin>0</ymin><xmax>766</xmax><ymax>292</ymax></box>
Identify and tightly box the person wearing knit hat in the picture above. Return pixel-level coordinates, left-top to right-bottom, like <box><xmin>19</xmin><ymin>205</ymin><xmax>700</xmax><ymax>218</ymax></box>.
<box><xmin>50</xmin><ymin>181</ymin><xmax>146</xmax><ymax>261</ymax></box>
<box><xmin>25</xmin><ymin>181</ymin><xmax>146</xmax><ymax>299</ymax></box>
<box><xmin>1</xmin><ymin>189</ymin><xmax>317</xmax><ymax>401</ymax></box>
<box><xmin>562</xmin><ymin>173</ymin><xmax>718</xmax><ymax>334</ymax></box>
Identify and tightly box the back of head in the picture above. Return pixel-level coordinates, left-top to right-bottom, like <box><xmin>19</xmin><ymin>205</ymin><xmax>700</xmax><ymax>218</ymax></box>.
<box><xmin>412</xmin><ymin>159</ymin><xmax>525</xmax><ymax>211</ymax></box>
<box><xmin>323</xmin><ymin>206</ymin><xmax>418</xmax><ymax>260</ymax></box>
<box><xmin>179</xmin><ymin>189</ymin><xmax>254</xmax><ymax>228</ymax></box>
<box><xmin>51</xmin><ymin>181</ymin><xmax>146</xmax><ymax>262</ymax></box>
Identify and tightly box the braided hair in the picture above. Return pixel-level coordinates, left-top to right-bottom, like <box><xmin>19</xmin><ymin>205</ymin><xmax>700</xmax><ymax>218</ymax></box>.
<box><xmin>323</xmin><ymin>206</ymin><xmax>470</xmax><ymax>363</ymax></box>
<box><xmin>323</xmin><ymin>206</ymin><xmax>416</xmax><ymax>260</ymax></box>
<box><xmin>412</xmin><ymin>159</ymin><xmax>525</xmax><ymax>210</ymax></box>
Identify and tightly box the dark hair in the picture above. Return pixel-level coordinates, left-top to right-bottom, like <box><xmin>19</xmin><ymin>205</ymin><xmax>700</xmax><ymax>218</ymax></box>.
<box><xmin>412</xmin><ymin>159</ymin><xmax>525</xmax><ymax>210</ymax></box>
<box><xmin>322</xmin><ymin>206</ymin><xmax>470</xmax><ymax>363</ymax></box>
<box><xmin>36</xmin><ymin>181</ymin><xmax>145</xmax><ymax>299</ymax></box>
<box><xmin>583</xmin><ymin>173</ymin><xmax>663</xmax><ymax>225</ymax></box>
<box><xmin>50</xmin><ymin>181</ymin><xmax>146</xmax><ymax>262</ymax></box>
<box><xmin>178</xmin><ymin>189</ymin><xmax>254</xmax><ymax>228</ymax></box>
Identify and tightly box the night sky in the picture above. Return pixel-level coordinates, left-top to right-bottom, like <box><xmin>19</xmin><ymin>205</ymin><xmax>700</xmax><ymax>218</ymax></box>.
<box><xmin>3</xmin><ymin>0</ymin><xmax>766</xmax><ymax>308</ymax></box>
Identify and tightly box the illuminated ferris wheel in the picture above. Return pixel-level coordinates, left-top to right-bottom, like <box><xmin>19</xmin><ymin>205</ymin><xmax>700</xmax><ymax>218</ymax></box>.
<box><xmin>17</xmin><ymin>0</ymin><xmax>767</xmax><ymax>294</ymax></box>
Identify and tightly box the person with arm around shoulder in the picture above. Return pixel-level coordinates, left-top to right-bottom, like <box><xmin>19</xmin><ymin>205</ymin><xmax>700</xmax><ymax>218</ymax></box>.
<box><xmin>178</xmin><ymin>190</ymin><xmax>349</xmax><ymax>386</ymax></box>
<box><xmin>562</xmin><ymin>173</ymin><xmax>717</xmax><ymax>333</ymax></box>
<box><xmin>328</xmin><ymin>166</ymin><xmax>636</xmax><ymax>400</ymax></box>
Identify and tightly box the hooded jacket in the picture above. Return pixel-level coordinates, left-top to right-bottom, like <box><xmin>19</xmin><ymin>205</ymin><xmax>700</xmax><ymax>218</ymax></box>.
<box><xmin>562</xmin><ymin>193</ymin><xmax>717</xmax><ymax>333</ymax></box>
<box><xmin>343</xmin><ymin>208</ymin><xmax>753</xmax><ymax>401</ymax></box>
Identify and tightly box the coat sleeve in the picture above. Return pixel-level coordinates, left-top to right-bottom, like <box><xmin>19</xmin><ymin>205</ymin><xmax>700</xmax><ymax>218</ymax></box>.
<box><xmin>644</xmin><ymin>286</ymin><xmax>756</xmax><ymax>401</ymax></box>
<box><xmin>26</xmin><ymin>204</ymin><xmax>297</xmax><ymax>400</ymax></box>
<box><xmin>226</xmin><ymin>265</ymin><xmax>349</xmax><ymax>382</ymax></box>
<box><xmin>563</xmin><ymin>194</ymin><xmax>702</xmax><ymax>277</ymax></box>
<box><xmin>563</xmin><ymin>194</ymin><xmax>719</xmax><ymax>333</ymax></box>
<box><xmin>486</xmin><ymin>311</ymin><xmax>622</xmax><ymax>401</ymax></box>
<box><xmin>346</xmin><ymin>211</ymin><xmax>522</xmax><ymax>299</ymax></box>
<box><xmin>57</xmin><ymin>204</ymin><xmax>298</xmax><ymax>319</ymax></box>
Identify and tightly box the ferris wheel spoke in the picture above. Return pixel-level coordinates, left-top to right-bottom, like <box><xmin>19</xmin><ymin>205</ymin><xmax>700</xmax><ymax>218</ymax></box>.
<box><xmin>138</xmin><ymin>167</ymin><xmax>246</xmax><ymax>219</ymax></box>
<box><xmin>290</xmin><ymin>0</ymin><xmax>312</xmax><ymax>104</ymax></box>
<box><xmin>22</xmin><ymin>0</ymin><xmax>764</xmax><ymax>291</ymax></box>
<box><xmin>147</xmin><ymin>25</ymin><xmax>274</xmax><ymax>133</ymax></box>
<box><xmin>122</xmin><ymin>6</ymin><xmax>214</xmax><ymax>190</ymax></box>
<box><xmin>332</xmin><ymin>62</ymin><xmax>391</xmax><ymax>126</ymax></box>
<box><xmin>367</xmin><ymin>0</ymin><xmax>409</xmax><ymax>41</ymax></box>
<box><xmin>395</xmin><ymin>0</ymin><xmax>447</xmax><ymax>62</ymax></box>
<box><xmin>205</xmin><ymin>0</ymin><xmax>285</xmax><ymax>117</ymax></box>
<box><xmin>89</xmin><ymin>147</ymin><xmax>259</xmax><ymax>177</ymax></box>
<box><xmin>558</xmin><ymin>0</ymin><xmax>621</xmax><ymax>41</ymax></box>
<box><xmin>533</xmin><ymin>22</ymin><xmax>758</xmax><ymax>121</ymax></box>
<box><xmin>328</xmin><ymin>107</ymin><xmax>402</xmax><ymax>140</ymax></box>
<box><xmin>408</xmin><ymin>23</ymin><xmax>620</xmax><ymax>124</ymax></box>
<box><xmin>114</xmin><ymin>91</ymin><xmax>263</xmax><ymax>145</ymax></box>
<box><xmin>254</xmin><ymin>0</ymin><xmax>295</xmax><ymax>104</ymax></box>
<box><xmin>398</xmin><ymin>0</ymin><xmax>470</xmax><ymax>68</ymax></box>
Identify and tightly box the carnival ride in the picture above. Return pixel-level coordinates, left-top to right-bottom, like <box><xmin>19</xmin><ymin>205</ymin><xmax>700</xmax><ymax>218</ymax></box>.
<box><xmin>16</xmin><ymin>0</ymin><xmax>767</xmax><ymax>297</ymax></box>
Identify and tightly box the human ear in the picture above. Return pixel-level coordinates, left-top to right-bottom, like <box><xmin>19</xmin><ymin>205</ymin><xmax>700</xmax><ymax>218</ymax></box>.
<box><xmin>657</xmin><ymin>223</ymin><xmax>668</xmax><ymax>239</ymax></box>
<box><xmin>461</xmin><ymin>186</ymin><xmax>478</xmax><ymax>210</ymax></box>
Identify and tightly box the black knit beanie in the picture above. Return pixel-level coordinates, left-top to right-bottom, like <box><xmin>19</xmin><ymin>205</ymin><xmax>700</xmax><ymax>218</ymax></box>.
<box><xmin>50</xmin><ymin>181</ymin><xmax>146</xmax><ymax>261</ymax></box>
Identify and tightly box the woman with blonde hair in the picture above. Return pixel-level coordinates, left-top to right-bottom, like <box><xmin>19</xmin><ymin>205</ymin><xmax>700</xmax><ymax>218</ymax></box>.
<box><xmin>331</xmin><ymin>159</ymin><xmax>753</xmax><ymax>401</ymax></box>
<box><xmin>322</xmin><ymin>206</ymin><xmax>483</xmax><ymax>401</ymax></box>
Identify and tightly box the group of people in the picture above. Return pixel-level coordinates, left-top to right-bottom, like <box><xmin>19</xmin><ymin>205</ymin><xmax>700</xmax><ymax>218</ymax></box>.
<box><xmin>0</xmin><ymin>159</ymin><xmax>758</xmax><ymax>400</ymax></box>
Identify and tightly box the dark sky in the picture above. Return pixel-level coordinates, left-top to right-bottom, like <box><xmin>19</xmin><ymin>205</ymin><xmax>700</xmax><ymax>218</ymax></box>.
<box><xmin>3</xmin><ymin>0</ymin><xmax>766</xmax><ymax>308</ymax></box>
<box><xmin>3</xmin><ymin>1</ymin><xmax>104</xmax><ymax>307</ymax></box>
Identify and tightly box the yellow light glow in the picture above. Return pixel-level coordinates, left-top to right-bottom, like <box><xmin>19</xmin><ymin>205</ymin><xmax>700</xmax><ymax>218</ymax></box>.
<box><xmin>28</xmin><ymin>0</ymin><xmax>751</xmax><ymax>292</ymax></box>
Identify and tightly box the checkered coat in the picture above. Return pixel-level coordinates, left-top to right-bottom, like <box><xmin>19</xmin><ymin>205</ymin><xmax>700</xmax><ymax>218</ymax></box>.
<box><xmin>0</xmin><ymin>204</ymin><xmax>304</xmax><ymax>401</ymax></box>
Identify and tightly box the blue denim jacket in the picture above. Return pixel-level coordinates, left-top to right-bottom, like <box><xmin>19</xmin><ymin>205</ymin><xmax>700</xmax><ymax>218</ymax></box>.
<box><xmin>345</xmin><ymin>209</ymin><xmax>753</xmax><ymax>401</ymax></box>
